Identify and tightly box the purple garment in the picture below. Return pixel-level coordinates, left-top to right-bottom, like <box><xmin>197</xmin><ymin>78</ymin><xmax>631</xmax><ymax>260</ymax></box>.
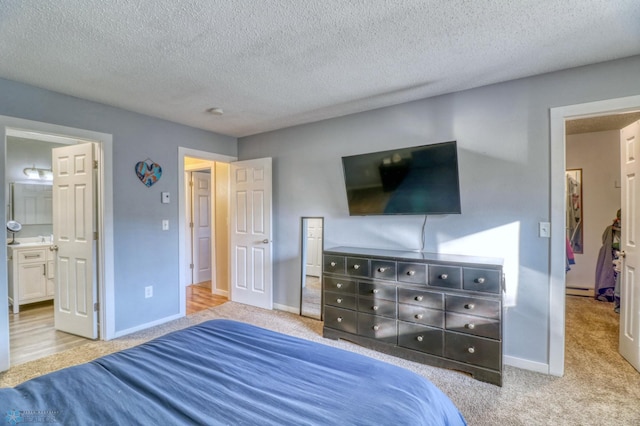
<box><xmin>595</xmin><ymin>225</ymin><xmax>615</xmax><ymax>299</ymax></box>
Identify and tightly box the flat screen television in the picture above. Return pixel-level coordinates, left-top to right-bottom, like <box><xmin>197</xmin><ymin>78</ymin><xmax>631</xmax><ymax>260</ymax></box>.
<box><xmin>341</xmin><ymin>141</ymin><xmax>461</xmax><ymax>216</ymax></box>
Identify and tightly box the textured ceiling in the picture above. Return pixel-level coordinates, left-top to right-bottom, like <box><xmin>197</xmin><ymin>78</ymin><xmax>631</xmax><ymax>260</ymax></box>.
<box><xmin>567</xmin><ymin>112</ymin><xmax>640</xmax><ymax>135</ymax></box>
<box><xmin>0</xmin><ymin>1</ymin><xmax>639</xmax><ymax>138</ymax></box>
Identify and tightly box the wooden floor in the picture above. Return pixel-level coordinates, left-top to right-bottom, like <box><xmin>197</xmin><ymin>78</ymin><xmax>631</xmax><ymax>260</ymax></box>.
<box><xmin>9</xmin><ymin>284</ymin><xmax>227</xmax><ymax>366</ymax></box>
<box><xmin>186</xmin><ymin>283</ymin><xmax>228</xmax><ymax>315</ymax></box>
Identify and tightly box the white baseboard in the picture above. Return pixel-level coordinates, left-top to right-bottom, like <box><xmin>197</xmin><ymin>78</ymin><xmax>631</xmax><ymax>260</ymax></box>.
<box><xmin>504</xmin><ymin>355</ymin><xmax>551</xmax><ymax>375</ymax></box>
<box><xmin>213</xmin><ymin>289</ymin><xmax>228</xmax><ymax>297</ymax></box>
<box><xmin>274</xmin><ymin>303</ymin><xmax>299</xmax><ymax>314</ymax></box>
<box><xmin>113</xmin><ymin>313</ymin><xmax>183</xmax><ymax>339</ymax></box>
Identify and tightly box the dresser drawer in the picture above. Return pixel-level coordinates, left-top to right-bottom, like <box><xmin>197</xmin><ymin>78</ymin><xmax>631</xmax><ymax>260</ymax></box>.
<box><xmin>446</xmin><ymin>312</ymin><xmax>500</xmax><ymax>339</ymax></box>
<box><xmin>323</xmin><ymin>255</ymin><xmax>345</xmax><ymax>274</ymax></box>
<box><xmin>428</xmin><ymin>265</ymin><xmax>462</xmax><ymax>289</ymax></box>
<box><xmin>17</xmin><ymin>249</ymin><xmax>47</xmax><ymax>263</ymax></box>
<box><xmin>398</xmin><ymin>304</ymin><xmax>444</xmax><ymax>328</ymax></box>
<box><xmin>446</xmin><ymin>294</ymin><xmax>500</xmax><ymax>319</ymax></box>
<box><xmin>357</xmin><ymin>313</ymin><xmax>397</xmax><ymax>344</ymax></box>
<box><xmin>324</xmin><ymin>306</ymin><xmax>357</xmax><ymax>334</ymax></box>
<box><xmin>398</xmin><ymin>322</ymin><xmax>444</xmax><ymax>356</ymax></box>
<box><xmin>463</xmin><ymin>268</ymin><xmax>502</xmax><ymax>294</ymax></box>
<box><xmin>358</xmin><ymin>297</ymin><xmax>396</xmax><ymax>318</ymax></box>
<box><xmin>371</xmin><ymin>260</ymin><xmax>396</xmax><ymax>280</ymax></box>
<box><xmin>445</xmin><ymin>332</ymin><xmax>501</xmax><ymax>371</ymax></box>
<box><xmin>359</xmin><ymin>282</ymin><xmax>396</xmax><ymax>301</ymax></box>
<box><xmin>324</xmin><ymin>292</ymin><xmax>357</xmax><ymax>310</ymax></box>
<box><xmin>397</xmin><ymin>288</ymin><xmax>444</xmax><ymax>309</ymax></box>
<box><xmin>397</xmin><ymin>262</ymin><xmax>427</xmax><ymax>284</ymax></box>
<box><xmin>324</xmin><ymin>277</ymin><xmax>357</xmax><ymax>294</ymax></box>
<box><xmin>346</xmin><ymin>257</ymin><xmax>370</xmax><ymax>277</ymax></box>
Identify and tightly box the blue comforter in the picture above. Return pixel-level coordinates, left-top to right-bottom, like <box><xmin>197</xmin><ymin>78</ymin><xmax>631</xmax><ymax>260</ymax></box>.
<box><xmin>1</xmin><ymin>319</ymin><xmax>466</xmax><ymax>425</ymax></box>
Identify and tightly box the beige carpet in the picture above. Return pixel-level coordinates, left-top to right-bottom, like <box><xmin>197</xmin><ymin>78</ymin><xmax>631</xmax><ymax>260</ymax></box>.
<box><xmin>1</xmin><ymin>296</ymin><xmax>639</xmax><ymax>425</ymax></box>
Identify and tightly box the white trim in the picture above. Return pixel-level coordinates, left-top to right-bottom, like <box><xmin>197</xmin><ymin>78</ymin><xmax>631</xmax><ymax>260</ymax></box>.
<box><xmin>178</xmin><ymin>147</ymin><xmax>237</xmax><ymax>319</ymax></box>
<box><xmin>0</xmin><ymin>116</ymin><xmax>115</xmax><ymax>371</ymax></box>
<box><xmin>549</xmin><ymin>95</ymin><xmax>640</xmax><ymax>377</ymax></box>
<box><xmin>504</xmin><ymin>355</ymin><xmax>549</xmax><ymax>374</ymax></box>
<box><xmin>273</xmin><ymin>303</ymin><xmax>299</xmax><ymax>314</ymax></box>
<box><xmin>213</xmin><ymin>289</ymin><xmax>229</xmax><ymax>298</ymax></box>
<box><xmin>113</xmin><ymin>313</ymin><xmax>183</xmax><ymax>338</ymax></box>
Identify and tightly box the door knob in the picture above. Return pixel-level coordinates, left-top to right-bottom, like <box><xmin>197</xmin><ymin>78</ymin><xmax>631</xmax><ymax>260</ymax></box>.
<box><xmin>49</xmin><ymin>245</ymin><xmax>59</xmax><ymax>252</ymax></box>
<box><xmin>261</xmin><ymin>239</ymin><xmax>270</xmax><ymax>244</ymax></box>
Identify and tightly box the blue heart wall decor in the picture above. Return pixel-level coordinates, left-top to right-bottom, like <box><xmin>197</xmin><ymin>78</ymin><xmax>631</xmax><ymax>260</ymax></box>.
<box><xmin>135</xmin><ymin>159</ymin><xmax>162</xmax><ymax>187</ymax></box>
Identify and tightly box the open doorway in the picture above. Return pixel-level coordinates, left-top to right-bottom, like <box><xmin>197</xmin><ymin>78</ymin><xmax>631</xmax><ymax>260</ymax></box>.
<box><xmin>181</xmin><ymin>150</ymin><xmax>235</xmax><ymax>315</ymax></box>
<box><xmin>1</xmin><ymin>117</ymin><xmax>115</xmax><ymax>372</ymax></box>
<box><xmin>549</xmin><ymin>95</ymin><xmax>640</xmax><ymax>377</ymax></box>
<box><xmin>300</xmin><ymin>217</ymin><xmax>323</xmax><ymax>320</ymax></box>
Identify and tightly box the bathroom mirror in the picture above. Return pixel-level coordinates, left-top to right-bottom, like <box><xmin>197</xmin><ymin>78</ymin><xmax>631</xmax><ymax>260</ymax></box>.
<box><xmin>300</xmin><ymin>217</ymin><xmax>324</xmax><ymax>320</ymax></box>
<box><xmin>10</xmin><ymin>182</ymin><xmax>53</xmax><ymax>225</ymax></box>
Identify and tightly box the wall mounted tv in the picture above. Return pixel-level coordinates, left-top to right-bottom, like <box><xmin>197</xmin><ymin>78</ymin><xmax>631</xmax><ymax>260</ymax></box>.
<box><xmin>341</xmin><ymin>141</ymin><xmax>461</xmax><ymax>216</ymax></box>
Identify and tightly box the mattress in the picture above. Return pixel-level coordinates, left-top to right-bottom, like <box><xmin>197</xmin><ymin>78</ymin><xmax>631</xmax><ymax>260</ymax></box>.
<box><xmin>0</xmin><ymin>319</ymin><xmax>466</xmax><ymax>425</ymax></box>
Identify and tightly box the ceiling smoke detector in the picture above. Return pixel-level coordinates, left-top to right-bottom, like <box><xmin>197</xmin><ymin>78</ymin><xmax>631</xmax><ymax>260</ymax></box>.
<box><xmin>206</xmin><ymin>107</ymin><xmax>224</xmax><ymax>116</ymax></box>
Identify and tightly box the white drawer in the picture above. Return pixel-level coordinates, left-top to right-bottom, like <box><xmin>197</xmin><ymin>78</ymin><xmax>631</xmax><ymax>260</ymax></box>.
<box><xmin>17</xmin><ymin>249</ymin><xmax>47</xmax><ymax>263</ymax></box>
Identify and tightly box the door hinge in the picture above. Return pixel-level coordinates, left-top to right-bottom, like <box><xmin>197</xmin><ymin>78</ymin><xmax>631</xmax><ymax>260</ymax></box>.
<box><xmin>189</xmin><ymin>222</ymin><xmax>194</xmax><ymax>228</ymax></box>
<box><xmin>94</xmin><ymin>302</ymin><xmax>99</xmax><ymax>312</ymax></box>
<box><xmin>189</xmin><ymin>263</ymin><xmax>194</xmax><ymax>269</ymax></box>
<box><xmin>94</xmin><ymin>231</ymin><xmax>99</xmax><ymax>240</ymax></box>
<box><xmin>93</xmin><ymin>160</ymin><xmax>98</xmax><ymax>169</ymax></box>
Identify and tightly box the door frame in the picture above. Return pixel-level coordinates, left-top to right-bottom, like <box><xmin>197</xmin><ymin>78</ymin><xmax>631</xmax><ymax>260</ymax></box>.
<box><xmin>550</xmin><ymin>94</ymin><xmax>640</xmax><ymax>377</ymax></box>
<box><xmin>178</xmin><ymin>147</ymin><xmax>236</xmax><ymax>317</ymax></box>
<box><xmin>0</xmin><ymin>116</ymin><xmax>115</xmax><ymax>371</ymax></box>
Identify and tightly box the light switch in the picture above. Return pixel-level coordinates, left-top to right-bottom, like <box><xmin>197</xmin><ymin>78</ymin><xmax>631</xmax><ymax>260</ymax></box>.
<box><xmin>162</xmin><ymin>220</ymin><xmax>169</xmax><ymax>231</ymax></box>
<box><xmin>539</xmin><ymin>222</ymin><xmax>551</xmax><ymax>238</ymax></box>
<box><xmin>161</xmin><ymin>192</ymin><xmax>170</xmax><ymax>204</ymax></box>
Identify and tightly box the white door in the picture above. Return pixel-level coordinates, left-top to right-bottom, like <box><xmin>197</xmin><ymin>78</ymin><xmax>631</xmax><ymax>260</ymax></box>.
<box><xmin>620</xmin><ymin>119</ymin><xmax>640</xmax><ymax>371</ymax></box>
<box><xmin>230</xmin><ymin>158</ymin><xmax>272</xmax><ymax>309</ymax></box>
<box><xmin>52</xmin><ymin>143</ymin><xmax>98</xmax><ymax>339</ymax></box>
<box><xmin>305</xmin><ymin>218</ymin><xmax>323</xmax><ymax>277</ymax></box>
<box><xmin>192</xmin><ymin>171</ymin><xmax>212</xmax><ymax>285</ymax></box>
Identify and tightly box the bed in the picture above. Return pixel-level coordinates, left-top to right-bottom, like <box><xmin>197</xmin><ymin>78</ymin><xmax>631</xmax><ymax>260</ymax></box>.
<box><xmin>1</xmin><ymin>319</ymin><xmax>466</xmax><ymax>425</ymax></box>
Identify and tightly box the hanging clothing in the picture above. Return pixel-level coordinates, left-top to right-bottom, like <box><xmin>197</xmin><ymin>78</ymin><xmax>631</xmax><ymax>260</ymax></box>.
<box><xmin>595</xmin><ymin>225</ymin><xmax>616</xmax><ymax>301</ymax></box>
<box><xmin>566</xmin><ymin>237</ymin><xmax>575</xmax><ymax>272</ymax></box>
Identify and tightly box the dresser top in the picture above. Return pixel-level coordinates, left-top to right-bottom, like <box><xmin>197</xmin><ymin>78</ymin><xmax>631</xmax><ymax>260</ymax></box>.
<box><xmin>325</xmin><ymin>246</ymin><xmax>503</xmax><ymax>268</ymax></box>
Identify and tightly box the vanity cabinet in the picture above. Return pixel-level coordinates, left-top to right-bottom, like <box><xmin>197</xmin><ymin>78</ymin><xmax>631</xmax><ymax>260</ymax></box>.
<box><xmin>8</xmin><ymin>244</ymin><xmax>55</xmax><ymax>313</ymax></box>
<box><xmin>323</xmin><ymin>246</ymin><xmax>504</xmax><ymax>386</ymax></box>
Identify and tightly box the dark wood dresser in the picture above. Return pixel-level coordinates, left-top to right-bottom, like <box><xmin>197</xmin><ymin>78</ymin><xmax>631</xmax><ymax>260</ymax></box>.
<box><xmin>322</xmin><ymin>246</ymin><xmax>504</xmax><ymax>386</ymax></box>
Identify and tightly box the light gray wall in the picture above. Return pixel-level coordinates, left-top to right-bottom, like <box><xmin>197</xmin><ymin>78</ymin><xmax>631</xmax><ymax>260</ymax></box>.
<box><xmin>0</xmin><ymin>77</ymin><xmax>237</xmax><ymax>333</ymax></box>
<box><xmin>239</xmin><ymin>55</ymin><xmax>640</xmax><ymax>365</ymax></box>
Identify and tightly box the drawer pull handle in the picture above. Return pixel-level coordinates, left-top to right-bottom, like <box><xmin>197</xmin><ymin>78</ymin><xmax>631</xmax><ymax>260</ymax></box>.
<box><xmin>466</xmin><ymin>323</ymin><xmax>475</xmax><ymax>330</ymax></box>
<box><xmin>337</xmin><ymin>317</ymin><xmax>343</xmax><ymax>323</ymax></box>
<box><xmin>440</xmin><ymin>273</ymin><xmax>448</xmax><ymax>280</ymax></box>
<box><xmin>415</xmin><ymin>314</ymin><xmax>423</xmax><ymax>320</ymax></box>
<box><xmin>336</xmin><ymin>298</ymin><xmax>343</xmax><ymax>304</ymax></box>
<box><xmin>416</xmin><ymin>335</ymin><xmax>424</xmax><ymax>342</ymax></box>
<box><xmin>407</xmin><ymin>270</ymin><xmax>415</xmax><ymax>276</ymax></box>
<box><xmin>475</xmin><ymin>277</ymin><xmax>486</xmax><ymax>284</ymax></box>
<box><xmin>467</xmin><ymin>346</ymin><xmax>476</xmax><ymax>354</ymax></box>
<box><xmin>377</xmin><ymin>267</ymin><xmax>386</xmax><ymax>273</ymax></box>
<box><xmin>353</xmin><ymin>264</ymin><xmax>360</xmax><ymax>270</ymax></box>
<box><xmin>24</xmin><ymin>254</ymin><xmax>41</xmax><ymax>259</ymax></box>
<box><xmin>336</xmin><ymin>283</ymin><xmax>343</xmax><ymax>289</ymax></box>
<box><xmin>372</xmin><ymin>305</ymin><xmax>379</xmax><ymax>311</ymax></box>
<box><xmin>372</xmin><ymin>289</ymin><xmax>379</xmax><ymax>294</ymax></box>
<box><xmin>415</xmin><ymin>295</ymin><xmax>423</xmax><ymax>302</ymax></box>
<box><xmin>330</xmin><ymin>261</ymin><xmax>337</xmax><ymax>267</ymax></box>
<box><xmin>465</xmin><ymin>303</ymin><xmax>475</xmax><ymax>310</ymax></box>
<box><xmin>373</xmin><ymin>325</ymin><xmax>380</xmax><ymax>331</ymax></box>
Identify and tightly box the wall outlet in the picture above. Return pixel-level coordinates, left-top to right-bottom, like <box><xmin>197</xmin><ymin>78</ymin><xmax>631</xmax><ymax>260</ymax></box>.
<box><xmin>145</xmin><ymin>285</ymin><xmax>153</xmax><ymax>298</ymax></box>
<box><xmin>162</xmin><ymin>219</ymin><xmax>169</xmax><ymax>231</ymax></box>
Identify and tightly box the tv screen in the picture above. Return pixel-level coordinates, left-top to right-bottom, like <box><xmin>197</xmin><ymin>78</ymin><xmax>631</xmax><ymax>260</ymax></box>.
<box><xmin>341</xmin><ymin>141</ymin><xmax>461</xmax><ymax>216</ymax></box>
